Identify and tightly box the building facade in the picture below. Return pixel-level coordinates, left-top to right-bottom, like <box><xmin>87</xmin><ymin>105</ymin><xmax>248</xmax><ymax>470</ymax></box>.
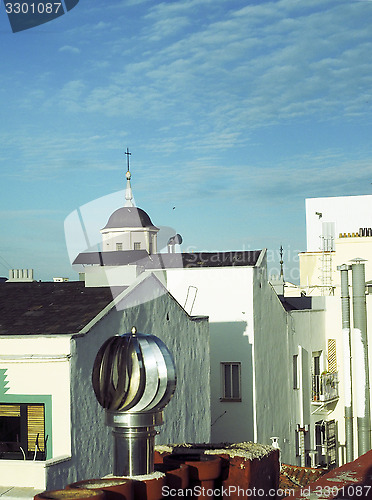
<box><xmin>72</xmin><ymin>165</ymin><xmax>318</xmax><ymax>466</ymax></box>
<box><xmin>0</xmin><ymin>276</ymin><xmax>209</xmax><ymax>491</ymax></box>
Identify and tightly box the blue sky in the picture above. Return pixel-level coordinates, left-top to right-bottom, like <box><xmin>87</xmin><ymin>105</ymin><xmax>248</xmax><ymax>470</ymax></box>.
<box><xmin>1</xmin><ymin>0</ymin><xmax>372</xmax><ymax>282</ymax></box>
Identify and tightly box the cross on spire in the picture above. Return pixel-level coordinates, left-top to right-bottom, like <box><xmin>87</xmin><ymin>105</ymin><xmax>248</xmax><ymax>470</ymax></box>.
<box><xmin>124</xmin><ymin>147</ymin><xmax>134</xmax><ymax>207</ymax></box>
<box><xmin>125</xmin><ymin>147</ymin><xmax>131</xmax><ymax>172</ymax></box>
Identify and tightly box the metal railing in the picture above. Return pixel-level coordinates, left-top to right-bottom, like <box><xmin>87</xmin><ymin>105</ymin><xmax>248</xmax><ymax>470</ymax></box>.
<box><xmin>312</xmin><ymin>372</ymin><xmax>338</xmax><ymax>402</ymax></box>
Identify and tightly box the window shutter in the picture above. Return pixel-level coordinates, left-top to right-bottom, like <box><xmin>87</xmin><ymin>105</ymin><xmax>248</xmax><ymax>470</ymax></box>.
<box><xmin>27</xmin><ymin>405</ymin><xmax>45</xmax><ymax>452</ymax></box>
<box><xmin>327</xmin><ymin>339</ymin><xmax>337</xmax><ymax>372</ymax></box>
<box><xmin>0</xmin><ymin>404</ymin><xmax>20</xmax><ymax>417</ymax></box>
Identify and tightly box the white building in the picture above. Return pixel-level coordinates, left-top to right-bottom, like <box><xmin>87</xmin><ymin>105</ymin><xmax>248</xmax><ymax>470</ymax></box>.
<box><xmin>306</xmin><ymin>195</ymin><xmax>372</xmax><ymax>252</ymax></box>
<box><xmin>9</xmin><ymin>156</ymin><xmax>367</xmax><ymax>495</ymax></box>
<box><xmin>73</xmin><ymin>162</ymin><xmax>327</xmax><ymax>467</ymax></box>
<box><xmin>301</xmin><ymin>195</ymin><xmax>372</xmax><ymax>294</ymax></box>
<box><xmin>289</xmin><ymin>194</ymin><xmax>372</xmax><ymax>466</ymax></box>
<box><xmin>0</xmin><ymin>273</ymin><xmax>209</xmax><ymax>492</ymax></box>
<box><xmin>66</xmin><ymin>162</ymin><xmax>372</xmax><ymax>470</ymax></box>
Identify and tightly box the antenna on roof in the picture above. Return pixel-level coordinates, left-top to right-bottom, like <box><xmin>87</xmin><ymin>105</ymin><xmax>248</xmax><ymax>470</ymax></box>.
<box><xmin>280</xmin><ymin>244</ymin><xmax>284</xmax><ymax>278</ymax></box>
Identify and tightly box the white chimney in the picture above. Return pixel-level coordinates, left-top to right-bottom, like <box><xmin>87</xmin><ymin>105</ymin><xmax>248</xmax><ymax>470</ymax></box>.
<box><xmin>7</xmin><ymin>269</ymin><xmax>34</xmax><ymax>282</ymax></box>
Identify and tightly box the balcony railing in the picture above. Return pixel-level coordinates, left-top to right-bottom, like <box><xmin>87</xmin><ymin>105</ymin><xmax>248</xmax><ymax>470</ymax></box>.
<box><xmin>312</xmin><ymin>372</ymin><xmax>338</xmax><ymax>402</ymax></box>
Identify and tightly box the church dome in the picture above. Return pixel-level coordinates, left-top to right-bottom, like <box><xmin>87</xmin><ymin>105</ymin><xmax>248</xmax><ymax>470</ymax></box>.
<box><xmin>102</xmin><ymin>207</ymin><xmax>158</xmax><ymax>230</ymax></box>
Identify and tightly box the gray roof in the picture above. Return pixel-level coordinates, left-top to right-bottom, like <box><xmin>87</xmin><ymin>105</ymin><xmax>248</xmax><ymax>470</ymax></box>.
<box><xmin>73</xmin><ymin>250</ymin><xmax>148</xmax><ymax>266</ymax></box>
<box><xmin>102</xmin><ymin>207</ymin><xmax>158</xmax><ymax>230</ymax></box>
<box><xmin>278</xmin><ymin>295</ymin><xmax>313</xmax><ymax>311</ymax></box>
<box><xmin>0</xmin><ymin>282</ymin><xmax>123</xmax><ymax>335</ymax></box>
<box><xmin>73</xmin><ymin>250</ymin><xmax>262</xmax><ymax>268</ymax></box>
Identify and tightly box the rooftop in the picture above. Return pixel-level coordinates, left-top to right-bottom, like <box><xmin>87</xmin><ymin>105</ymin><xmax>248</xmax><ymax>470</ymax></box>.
<box><xmin>279</xmin><ymin>463</ymin><xmax>325</xmax><ymax>491</ymax></box>
<box><xmin>0</xmin><ymin>282</ymin><xmax>121</xmax><ymax>335</ymax></box>
<box><xmin>101</xmin><ymin>207</ymin><xmax>158</xmax><ymax>231</ymax></box>
<box><xmin>24</xmin><ymin>445</ymin><xmax>372</xmax><ymax>500</ymax></box>
<box><xmin>278</xmin><ymin>296</ymin><xmax>313</xmax><ymax>311</ymax></box>
<box><xmin>73</xmin><ymin>250</ymin><xmax>262</xmax><ymax>268</ymax></box>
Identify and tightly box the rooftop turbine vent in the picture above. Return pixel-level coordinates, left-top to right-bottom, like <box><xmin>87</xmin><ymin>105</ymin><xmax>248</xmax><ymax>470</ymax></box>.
<box><xmin>167</xmin><ymin>234</ymin><xmax>183</xmax><ymax>253</ymax></box>
<box><xmin>92</xmin><ymin>326</ymin><xmax>176</xmax><ymax>476</ymax></box>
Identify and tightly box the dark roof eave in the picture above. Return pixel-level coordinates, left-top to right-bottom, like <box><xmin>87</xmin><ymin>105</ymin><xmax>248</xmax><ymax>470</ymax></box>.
<box><xmin>73</xmin><ymin>250</ymin><xmax>262</xmax><ymax>268</ymax></box>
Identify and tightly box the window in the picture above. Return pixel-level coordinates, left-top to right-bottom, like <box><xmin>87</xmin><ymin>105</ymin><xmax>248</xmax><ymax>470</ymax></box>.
<box><xmin>315</xmin><ymin>420</ymin><xmax>337</xmax><ymax>468</ymax></box>
<box><xmin>116</xmin><ymin>243</ymin><xmax>123</xmax><ymax>251</ymax></box>
<box><xmin>312</xmin><ymin>351</ymin><xmax>322</xmax><ymax>401</ymax></box>
<box><xmin>313</xmin><ymin>353</ymin><xmax>321</xmax><ymax>376</ymax></box>
<box><xmin>0</xmin><ymin>403</ymin><xmax>45</xmax><ymax>460</ymax></box>
<box><xmin>221</xmin><ymin>362</ymin><xmax>241</xmax><ymax>401</ymax></box>
<box><xmin>134</xmin><ymin>242</ymin><xmax>141</xmax><ymax>250</ymax></box>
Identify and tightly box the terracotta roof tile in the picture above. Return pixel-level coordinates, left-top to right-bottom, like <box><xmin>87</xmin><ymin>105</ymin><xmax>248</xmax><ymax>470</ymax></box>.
<box><xmin>279</xmin><ymin>464</ymin><xmax>325</xmax><ymax>494</ymax></box>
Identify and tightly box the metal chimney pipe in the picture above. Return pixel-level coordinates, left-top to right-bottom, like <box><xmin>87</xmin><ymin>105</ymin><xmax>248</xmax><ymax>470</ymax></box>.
<box><xmin>351</xmin><ymin>260</ymin><xmax>371</xmax><ymax>455</ymax></box>
<box><xmin>92</xmin><ymin>327</ymin><xmax>176</xmax><ymax>476</ymax></box>
<box><xmin>338</xmin><ymin>264</ymin><xmax>354</xmax><ymax>462</ymax></box>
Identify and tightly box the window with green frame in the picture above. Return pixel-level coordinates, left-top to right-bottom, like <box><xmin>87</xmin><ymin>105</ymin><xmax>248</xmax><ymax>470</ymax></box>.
<box><xmin>0</xmin><ymin>403</ymin><xmax>46</xmax><ymax>460</ymax></box>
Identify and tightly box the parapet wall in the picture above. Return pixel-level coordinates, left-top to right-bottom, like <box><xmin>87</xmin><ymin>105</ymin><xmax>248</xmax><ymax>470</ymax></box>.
<box><xmin>34</xmin><ymin>442</ymin><xmax>280</xmax><ymax>500</ymax></box>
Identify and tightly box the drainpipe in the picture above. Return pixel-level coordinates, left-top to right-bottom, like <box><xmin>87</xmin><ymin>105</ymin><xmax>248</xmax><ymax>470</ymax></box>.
<box><xmin>338</xmin><ymin>264</ymin><xmax>354</xmax><ymax>462</ymax></box>
<box><xmin>351</xmin><ymin>260</ymin><xmax>371</xmax><ymax>456</ymax></box>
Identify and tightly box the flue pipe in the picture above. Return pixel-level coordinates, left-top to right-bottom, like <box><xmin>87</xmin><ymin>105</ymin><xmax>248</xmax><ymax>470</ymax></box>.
<box><xmin>351</xmin><ymin>260</ymin><xmax>371</xmax><ymax>455</ymax></box>
<box><xmin>92</xmin><ymin>326</ymin><xmax>176</xmax><ymax>476</ymax></box>
<box><xmin>338</xmin><ymin>264</ymin><xmax>354</xmax><ymax>462</ymax></box>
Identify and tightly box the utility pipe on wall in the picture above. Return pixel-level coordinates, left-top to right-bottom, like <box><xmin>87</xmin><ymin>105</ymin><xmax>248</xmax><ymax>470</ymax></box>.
<box><xmin>338</xmin><ymin>264</ymin><xmax>354</xmax><ymax>462</ymax></box>
<box><xmin>299</xmin><ymin>429</ymin><xmax>306</xmax><ymax>467</ymax></box>
<box><xmin>351</xmin><ymin>260</ymin><xmax>371</xmax><ymax>456</ymax></box>
<box><xmin>296</xmin><ymin>424</ymin><xmax>308</xmax><ymax>467</ymax></box>
<box><xmin>297</xmin><ymin>346</ymin><xmax>309</xmax><ymax>467</ymax></box>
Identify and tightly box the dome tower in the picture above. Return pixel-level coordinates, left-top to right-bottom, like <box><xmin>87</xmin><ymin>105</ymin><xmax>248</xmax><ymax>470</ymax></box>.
<box><xmin>100</xmin><ymin>149</ymin><xmax>159</xmax><ymax>254</ymax></box>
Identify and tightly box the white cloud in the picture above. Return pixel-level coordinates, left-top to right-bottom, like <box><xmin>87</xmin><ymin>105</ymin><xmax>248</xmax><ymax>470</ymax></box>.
<box><xmin>92</xmin><ymin>21</ymin><xmax>111</xmax><ymax>30</ymax></box>
<box><xmin>36</xmin><ymin>0</ymin><xmax>372</xmax><ymax>144</ymax></box>
<box><xmin>59</xmin><ymin>45</ymin><xmax>81</xmax><ymax>54</ymax></box>
<box><xmin>4</xmin><ymin>0</ymin><xmax>372</xmax><ymax>184</ymax></box>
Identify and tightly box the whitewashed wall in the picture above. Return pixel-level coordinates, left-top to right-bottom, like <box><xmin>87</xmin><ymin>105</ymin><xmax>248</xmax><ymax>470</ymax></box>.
<box><xmin>252</xmin><ymin>267</ymin><xmax>292</xmax><ymax>460</ymax></box>
<box><xmin>84</xmin><ymin>264</ymin><xmax>138</xmax><ymax>287</ymax></box>
<box><xmin>306</xmin><ymin>195</ymin><xmax>372</xmax><ymax>252</ymax></box>
<box><xmin>287</xmin><ymin>306</ymin><xmax>326</xmax><ymax>465</ymax></box>
<box><xmin>299</xmin><ymin>238</ymin><xmax>372</xmax><ymax>292</ymax></box>
<box><xmin>0</xmin><ymin>336</ymin><xmax>72</xmax><ymax>459</ymax></box>
<box><xmin>165</xmin><ymin>265</ymin><xmax>256</xmax><ymax>444</ymax></box>
<box><xmin>47</xmin><ymin>273</ymin><xmax>210</xmax><ymax>489</ymax></box>
<box><xmin>323</xmin><ymin>294</ymin><xmax>372</xmax><ymax>464</ymax></box>
<box><xmin>209</xmin><ymin>321</ymin><xmax>254</xmax><ymax>443</ymax></box>
<box><xmin>0</xmin><ymin>336</ymin><xmax>72</xmax><ymax>489</ymax></box>
<box><xmin>335</xmin><ymin>238</ymin><xmax>372</xmax><ymax>284</ymax></box>
<box><xmin>101</xmin><ymin>229</ymin><xmax>153</xmax><ymax>252</ymax></box>
<box><xmin>165</xmin><ymin>266</ymin><xmax>255</xmax><ymax>326</ymax></box>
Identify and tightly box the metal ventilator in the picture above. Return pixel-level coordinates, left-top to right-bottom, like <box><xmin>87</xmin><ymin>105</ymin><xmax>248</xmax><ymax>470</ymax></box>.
<box><xmin>92</xmin><ymin>326</ymin><xmax>176</xmax><ymax>476</ymax></box>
